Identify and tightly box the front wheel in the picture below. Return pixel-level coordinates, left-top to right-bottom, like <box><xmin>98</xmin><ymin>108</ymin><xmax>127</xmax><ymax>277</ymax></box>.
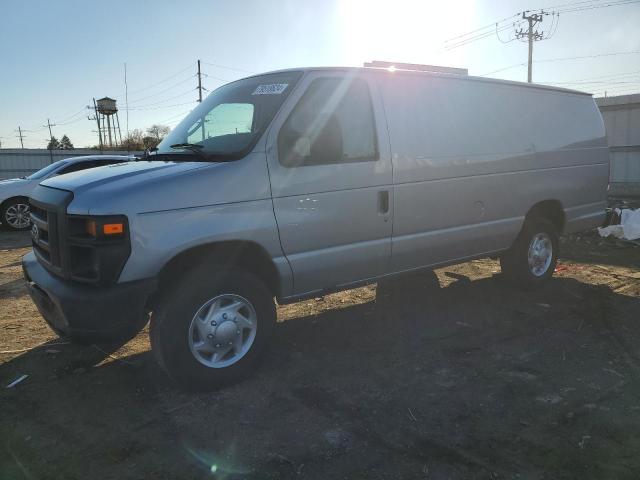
<box><xmin>500</xmin><ymin>218</ymin><xmax>558</xmax><ymax>288</ymax></box>
<box><xmin>150</xmin><ymin>267</ymin><xmax>276</xmax><ymax>390</ymax></box>
<box><xmin>2</xmin><ymin>198</ymin><xmax>31</xmax><ymax>231</ymax></box>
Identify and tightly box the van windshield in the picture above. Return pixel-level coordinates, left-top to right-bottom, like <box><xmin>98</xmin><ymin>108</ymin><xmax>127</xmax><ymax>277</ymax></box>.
<box><xmin>157</xmin><ymin>71</ymin><xmax>302</xmax><ymax>159</ymax></box>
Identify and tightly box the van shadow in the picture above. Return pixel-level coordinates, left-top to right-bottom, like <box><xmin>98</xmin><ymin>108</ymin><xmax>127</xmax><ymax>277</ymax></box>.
<box><xmin>1</xmin><ymin>270</ymin><xmax>639</xmax><ymax>479</ymax></box>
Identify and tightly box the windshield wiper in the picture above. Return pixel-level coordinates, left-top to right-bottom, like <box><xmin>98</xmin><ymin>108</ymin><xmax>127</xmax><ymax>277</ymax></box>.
<box><xmin>170</xmin><ymin>143</ymin><xmax>209</xmax><ymax>160</ymax></box>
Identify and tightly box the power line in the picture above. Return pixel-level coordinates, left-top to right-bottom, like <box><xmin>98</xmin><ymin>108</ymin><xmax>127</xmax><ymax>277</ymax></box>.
<box><xmin>125</xmin><ymin>74</ymin><xmax>196</xmax><ymax>105</ymax></box>
<box><xmin>199</xmin><ymin>61</ymin><xmax>255</xmax><ymax>74</ymax></box>
<box><xmin>441</xmin><ymin>0</ymin><xmax>639</xmax><ymax>54</ymax></box>
<box><xmin>123</xmin><ymin>100</ymin><xmax>198</xmax><ymax>112</ymax></box>
<box><xmin>116</xmin><ymin>62</ymin><xmax>195</xmax><ymax>98</ymax></box>
<box><xmin>554</xmin><ymin>0</ymin><xmax>640</xmax><ymax>13</ymax></box>
<box><xmin>57</xmin><ymin>115</ymin><xmax>89</xmax><ymax>126</ymax></box>
<box><xmin>549</xmin><ymin>69</ymin><xmax>640</xmax><ymax>83</ymax></box>
<box><xmin>157</xmin><ymin>108</ymin><xmax>194</xmax><ymax>125</ymax></box>
<box><xmin>443</xmin><ymin>13</ymin><xmax>520</xmax><ymax>45</ymax></box>
<box><xmin>478</xmin><ymin>50</ymin><xmax>640</xmax><ymax>76</ymax></box>
<box><xmin>537</xmin><ymin>50</ymin><xmax>640</xmax><ymax>63</ymax></box>
<box><xmin>52</xmin><ymin>105</ymin><xmax>87</xmax><ymax>124</ymax></box>
<box><xmin>122</xmin><ymin>89</ymin><xmax>196</xmax><ymax>109</ymax></box>
<box><xmin>444</xmin><ymin>23</ymin><xmax>515</xmax><ymax>50</ymax></box>
<box><xmin>515</xmin><ymin>11</ymin><xmax>552</xmax><ymax>82</ymax></box>
<box><xmin>534</xmin><ymin>0</ymin><xmax>603</xmax><ymax>10</ymax></box>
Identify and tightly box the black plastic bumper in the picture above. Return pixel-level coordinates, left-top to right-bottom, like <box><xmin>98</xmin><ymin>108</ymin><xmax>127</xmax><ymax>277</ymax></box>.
<box><xmin>22</xmin><ymin>251</ymin><xmax>156</xmax><ymax>339</ymax></box>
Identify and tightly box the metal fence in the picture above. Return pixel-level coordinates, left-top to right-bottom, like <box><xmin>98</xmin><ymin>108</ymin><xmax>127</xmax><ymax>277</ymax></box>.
<box><xmin>0</xmin><ymin>149</ymin><xmax>143</xmax><ymax>180</ymax></box>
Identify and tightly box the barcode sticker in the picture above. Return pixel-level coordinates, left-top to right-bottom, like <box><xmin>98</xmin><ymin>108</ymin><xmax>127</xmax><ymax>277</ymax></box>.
<box><xmin>252</xmin><ymin>84</ymin><xmax>288</xmax><ymax>95</ymax></box>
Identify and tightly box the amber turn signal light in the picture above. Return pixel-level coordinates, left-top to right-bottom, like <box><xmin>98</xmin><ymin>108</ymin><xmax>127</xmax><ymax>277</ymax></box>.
<box><xmin>103</xmin><ymin>223</ymin><xmax>124</xmax><ymax>235</ymax></box>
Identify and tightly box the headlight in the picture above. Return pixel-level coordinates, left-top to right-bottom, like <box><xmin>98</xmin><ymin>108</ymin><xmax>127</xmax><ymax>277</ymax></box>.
<box><xmin>66</xmin><ymin>215</ymin><xmax>130</xmax><ymax>285</ymax></box>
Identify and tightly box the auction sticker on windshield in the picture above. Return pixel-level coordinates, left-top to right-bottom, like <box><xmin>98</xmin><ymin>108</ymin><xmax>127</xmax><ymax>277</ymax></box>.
<box><xmin>252</xmin><ymin>84</ymin><xmax>288</xmax><ymax>95</ymax></box>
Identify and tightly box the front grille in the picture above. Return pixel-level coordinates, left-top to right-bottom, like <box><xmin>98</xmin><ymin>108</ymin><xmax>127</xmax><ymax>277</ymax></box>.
<box><xmin>29</xmin><ymin>185</ymin><xmax>129</xmax><ymax>286</ymax></box>
<box><xmin>29</xmin><ymin>186</ymin><xmax>73</xmax><ymax>279</ymax></box>
<box><xmin>31</xmin><ymin>205</ymin><xmax>53</xmax><ymax>264</ymax></box>
<box><xmin>30</xmin><ymin>203</ymin><xmax>63</xmax><ymax>273</ymax></box>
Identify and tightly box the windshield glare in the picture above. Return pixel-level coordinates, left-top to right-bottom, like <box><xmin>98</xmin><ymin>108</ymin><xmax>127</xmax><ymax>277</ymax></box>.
<box><xmin>157</xmin><ymin>71</ymin><xmax>302</xmax><ymax>157</ymax></box>
<box><xmin>26</xmin><ymin>160</ymin><xmax>67</xmax><ymax>180</ymax></box>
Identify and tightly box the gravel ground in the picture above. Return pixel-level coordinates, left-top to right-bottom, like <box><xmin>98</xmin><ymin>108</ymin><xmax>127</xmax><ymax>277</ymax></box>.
<box><xmin>1</xmin><ymin>229</ymin><xmax>640</xmax><ymax>479</ymax></box>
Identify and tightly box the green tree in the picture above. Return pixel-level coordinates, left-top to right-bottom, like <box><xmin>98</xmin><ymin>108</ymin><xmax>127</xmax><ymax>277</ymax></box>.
<box><xmin>47</xmin><ymin>136</ymin><xmax>60</xmax><ymax>150</ymax></box>
<box><xmin>59</xmin><ymin>135</ymin><xmax>74</xmax><ymax>150</ymax></box>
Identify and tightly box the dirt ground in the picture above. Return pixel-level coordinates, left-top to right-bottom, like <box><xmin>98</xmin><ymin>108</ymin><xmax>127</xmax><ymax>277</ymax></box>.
<box><xmin>1</xmin><ymin>228</ymin><xmax>640</xmax><ymax>479</ymax></box>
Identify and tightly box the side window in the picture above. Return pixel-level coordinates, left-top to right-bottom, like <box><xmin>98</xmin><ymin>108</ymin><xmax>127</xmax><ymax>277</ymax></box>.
<box><xmin>187</xmin><ymin>103</ymin><xmax>254</xmax><ymax>144</ymax></box>
<box><xmin>278</xmin><ymin>77</ymin><xmax>377</xmax><ymax>167</ymax></box>
<box><xmin>57</xmin><ymin>161</ymin><xmax>97</xmax><ymax>175</ymax></box>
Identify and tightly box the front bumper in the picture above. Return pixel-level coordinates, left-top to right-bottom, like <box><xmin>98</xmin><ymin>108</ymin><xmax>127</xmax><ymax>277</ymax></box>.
<box><xmin>22</xmin><ymin>251</ymin><xmax>155</xmax><ymax>339</ymax></box>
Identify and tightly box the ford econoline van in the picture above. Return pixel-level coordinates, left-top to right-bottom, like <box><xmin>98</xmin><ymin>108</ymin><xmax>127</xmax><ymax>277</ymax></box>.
<box><xmin>22</xmin><ymin>67</ymin><xmax>609</xmax><ymax>389</ymax></box>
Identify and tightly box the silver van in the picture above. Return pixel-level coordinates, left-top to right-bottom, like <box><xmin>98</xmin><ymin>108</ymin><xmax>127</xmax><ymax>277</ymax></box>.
<box><xmin>22</xmin><ymin>67</ymin><xmax>609</xmax><ymax>389</ymax></box>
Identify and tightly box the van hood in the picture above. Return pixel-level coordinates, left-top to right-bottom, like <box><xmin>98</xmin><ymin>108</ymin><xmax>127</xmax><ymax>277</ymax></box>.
<box><xmin>40</xmin><ymin>153</ymin><xmax>271</xmax><ymax>216</ymax></box>
<box><xmin>41</xmin><ymin>160</ymin><xmax>208</xmax><ymax>194</ymax></box>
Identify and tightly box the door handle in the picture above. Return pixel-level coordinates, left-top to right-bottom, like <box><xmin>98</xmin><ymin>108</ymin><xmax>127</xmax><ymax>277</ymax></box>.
<box><xmin>378</xmin><ymin>190</ymin><xmax>389</xmax><ymax>215</ymax></box>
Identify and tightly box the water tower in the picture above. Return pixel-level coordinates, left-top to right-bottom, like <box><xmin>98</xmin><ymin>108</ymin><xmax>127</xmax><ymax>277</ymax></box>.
<box><xmin>94</xmin><ymin>97</ymin><xmax>123</xmax><ymax>148</ymax></box>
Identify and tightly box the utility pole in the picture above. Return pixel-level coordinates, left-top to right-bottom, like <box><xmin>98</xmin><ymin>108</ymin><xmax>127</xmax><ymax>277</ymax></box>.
<box><xmin>197</xmin><ymin>59</ymin><xmax>203</xmax><ymax>102</ymax></box>
<box><xmin>124</xmin><ymin>62</ymin><xmax>130</xmax><ymax>142</ymax></box>
<box><xmin>515</xmin><ymin>12</ymin><xmax>545</xmax><ymax>83</ymax></box>
<box><xmin>16</xmin><ymin>127</ymin><xmax>25</xmax><ymax>149</ymax></box>
<box><xmin>89</xmin><ymin>98</ymin><xmax>103</xmax><ymax>150</ymax></box>
<box><xmin>44</xmin><ymin>118</ymin><xmax>56</xmax><ymax>146</ymax></box>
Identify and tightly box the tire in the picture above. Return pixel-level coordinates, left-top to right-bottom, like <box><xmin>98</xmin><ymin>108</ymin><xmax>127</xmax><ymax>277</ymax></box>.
<box><xmin>2</xmin><ymin>198</ymin><xmax>31</xmax><ymax>231</ymax></box>
<box><xmin>500</xmin><ymin>218</ymin><xmax>558</xmax><ymax>288</ymax></box>
<box><xmin>150</xmin><ymin>266</ymin><xmax>276</xmax><ymax>390</ymax></box>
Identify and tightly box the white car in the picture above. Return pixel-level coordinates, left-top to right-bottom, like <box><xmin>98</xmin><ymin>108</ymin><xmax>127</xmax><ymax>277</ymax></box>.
<box><xmin>0</xmin><ymin>155</ymin><xmax>133</xmax><ymax>231</ymax></box>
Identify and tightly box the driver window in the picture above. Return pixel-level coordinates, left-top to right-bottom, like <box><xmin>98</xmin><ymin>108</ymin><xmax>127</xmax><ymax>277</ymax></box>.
<box><xmin>278</xmin><ymin>77</ymin><xmax>377</xmax><ymax>167</ymax></box>
<box><xmin>187</xmin><ymin>103</ymin><xmax>254</xmax><ymax>143</ymax></box>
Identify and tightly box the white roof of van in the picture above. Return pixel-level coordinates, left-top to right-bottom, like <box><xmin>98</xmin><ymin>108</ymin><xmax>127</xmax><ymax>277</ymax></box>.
<box><xmin>252</xmin><ymin>66</ymin><xmax>592</xmax><ymax>97</ymax></box>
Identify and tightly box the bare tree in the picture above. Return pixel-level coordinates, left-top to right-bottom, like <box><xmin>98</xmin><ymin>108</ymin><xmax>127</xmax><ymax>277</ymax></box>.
<box><xmin>147</xmin><ymin>125</ymin><xmax>170</xmax><ymax>143</ymax></box>
<box><xmin>121</xmin><ymin>129</ymin><xmax>145</xmax><ymax>150</ymax></box>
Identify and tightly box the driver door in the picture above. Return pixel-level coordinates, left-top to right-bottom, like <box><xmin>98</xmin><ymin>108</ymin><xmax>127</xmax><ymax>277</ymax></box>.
<box><xmin>266</xmin><ymin>73</ymin><xmax>393</xmax><ymax>296</ymax></box>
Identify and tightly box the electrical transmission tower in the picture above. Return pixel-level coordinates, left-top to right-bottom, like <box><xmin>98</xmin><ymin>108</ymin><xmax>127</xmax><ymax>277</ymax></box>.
<box><xmin>515</xmin><ymin>11</ymin><xmax>547</xmax><ymax>83</ymax></box>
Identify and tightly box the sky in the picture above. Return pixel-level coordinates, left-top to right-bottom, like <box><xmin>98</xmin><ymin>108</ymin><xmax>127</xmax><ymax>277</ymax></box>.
<box><xmin>0</xmin><ymin>0</ymin><xmax>639</xmax><ymax>148</ymax></box>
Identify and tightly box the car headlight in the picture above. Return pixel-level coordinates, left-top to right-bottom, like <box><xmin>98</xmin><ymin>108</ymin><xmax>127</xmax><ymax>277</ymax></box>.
<box><xmin>66</xmin><ymin>215</ymin><xmax>130</xmax><ymax>285</ymax></box>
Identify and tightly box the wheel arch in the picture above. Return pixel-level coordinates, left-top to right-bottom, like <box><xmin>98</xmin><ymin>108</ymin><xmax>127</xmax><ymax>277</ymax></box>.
<box><xmin>1</xmin><ymin>195</ymin><xmax>30</xmax><ymax>212</ymax></box>
<box><xmin>524</xmin><ymin>199</ymin><xmax>565</xmax><ymax>234</ymax></box>
<box><xmin>149</xmin><ymin>240</ymin><xmax>281</xmax><ymax>309</ymax></box>
<box><xmin>1</xmin><ymin>195</ymin><xmax>31</xmax><ymax>228</ymax></box>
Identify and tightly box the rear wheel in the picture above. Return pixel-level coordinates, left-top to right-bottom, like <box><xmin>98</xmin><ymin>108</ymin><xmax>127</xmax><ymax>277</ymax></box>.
<box><xmin>150</xmin><ymin>267</ymin><xmax>276</xmax><ymax>390</ymax></box>
<box><xmin>500</xmin><ymin>218</ymin><xmax>558</xmax><ymax>288</ymax></box>
<box><xmin>2</xmin><ymin>198</ymin><xmax>31</xmax><ymax>231</ymax></box>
